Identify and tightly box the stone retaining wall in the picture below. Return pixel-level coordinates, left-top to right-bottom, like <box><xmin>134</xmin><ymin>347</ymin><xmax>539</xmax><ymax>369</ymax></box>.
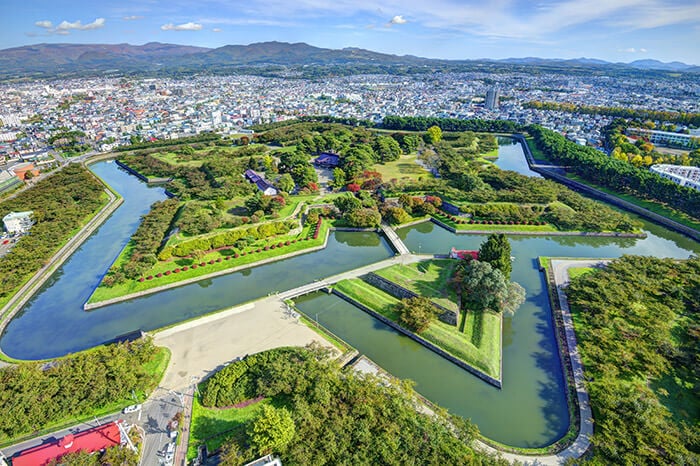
<box><xmin>363</xmin><ymin>272</ymin><xmax>458</xmax><ymax>326</ymax></box>
<box><xmin>332</xmin><ymin>289</ymin><xmax>501</xmax><ymax>389</ymax></box>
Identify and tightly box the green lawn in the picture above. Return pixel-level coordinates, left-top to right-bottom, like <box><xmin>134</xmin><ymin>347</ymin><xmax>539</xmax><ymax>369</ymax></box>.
<box><xmin>373</xmin><ymin>260</ymin><xmax>459</xmax><ymax>312</ymax></box>
<box><xmin>333</xmin><ymin>279</ymin><xmax>501</xmax><ymax>379</ymax></box>
<box><xmin>567</xmin><ymin>267</ymin><xmax>595</xmax><ymax>280</ymax></box>
<box><xmin>525</xmin><ymin>137</ymin><xmax>554</xmax><ymax>163</ymax></box>
<box><xmin>186</xmin><ymin>396</ymin><xmax>272</xmax><ymax>461</ymax></box>
<box><xmin>565</xmin><ymin>173</ymin><xmax>700</xmax><ymax>231</ymax></box>
<box><xmin>89</xmin><ymin>221</ymin><xmax>330</xmax><ymax>304</ymax></box>
<box><xmin>151</xmin><ymin>151</ymin><xmax>205</xmax><ymax>168</ymax></box>
<box><xmin>372</xmin><ymin>153</ymin><xmax>431</xmax><ymax>181</ymax></box>
<box><xmin>432</xmin><ymin>211</ymin><xmax>558</xmax><ymax>233</ymax></box>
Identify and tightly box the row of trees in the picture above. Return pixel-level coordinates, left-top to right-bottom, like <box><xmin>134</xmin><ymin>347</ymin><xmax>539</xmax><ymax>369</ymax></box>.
<box><xmin>0</xmin><ymin>338</ymin><xmax>160</xmax><ymax>440</ymax></box>
<box><xmin>115</xmin><ymin>131</ymin><xmax>221</xmax><ymax>152</ymax></box>
<box><xmin>529</xmin><ymin>125</ymin><xmax>700</xmax><ymax>220</ymax></box>
<box><xmin>111</xmin><ymin>199</ymin><xmax>180</xmax><ymax>283</ymax></box>
<box><xmin>382</xmin><ymin>115</ymin><xmax>522</xmax><ymax>133</ymax></box>
<box><xmin>0</xmin><ymin>165</ymin><xmax>107</xmax><ymax>302</ymax></box>
<box><xmin>201</xmin><ymin>345</ymin><xmax>509</xmax><ymax>465</ymax></box>
<box><xmin>566</xmin><ymin>256</ymin><xmax>700</xmax><ymax>465</ymax></box>
<box><xmin>160</xmin><ymin>220</ymin><xmax>297</xmax><ymax>259</ymax></box>
<box><xmin>525</xmin><ymin>100</ymin><xmax>700</xmax><ymax>126</ymax></box>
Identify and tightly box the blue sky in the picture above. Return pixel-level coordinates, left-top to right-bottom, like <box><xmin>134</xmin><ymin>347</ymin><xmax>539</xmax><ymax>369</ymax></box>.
<box><xmin>3</xmin><ymin>0</ymin><xmax>700</xmax><ymax>64</ymax></box>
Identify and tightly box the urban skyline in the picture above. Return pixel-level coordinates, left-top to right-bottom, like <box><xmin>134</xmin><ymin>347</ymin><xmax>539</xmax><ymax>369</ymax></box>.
<box><xmin>3</xmin><ymin>0</ymin><xmax>700</xmax><ymax>64</ymax></box>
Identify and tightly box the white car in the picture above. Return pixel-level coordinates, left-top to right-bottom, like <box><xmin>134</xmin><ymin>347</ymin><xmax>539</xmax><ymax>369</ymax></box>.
<box><xmin>122</xmin><ymin>404</ymin><xmax>141</xmax><ymax>414</ymax></box>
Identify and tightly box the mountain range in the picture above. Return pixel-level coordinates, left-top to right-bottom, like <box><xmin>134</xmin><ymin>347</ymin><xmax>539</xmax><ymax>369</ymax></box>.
<box><xmin>0</xmin><ymin>41</ymin><xmax>697</xmax><ymax>79</ymax></box>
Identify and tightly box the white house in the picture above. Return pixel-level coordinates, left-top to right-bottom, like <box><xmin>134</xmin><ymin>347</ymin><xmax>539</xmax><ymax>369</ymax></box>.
<box><xmin>3</xmin><ymin>210</ymin><xmax>33</xmax><ymax>234</ymax></box>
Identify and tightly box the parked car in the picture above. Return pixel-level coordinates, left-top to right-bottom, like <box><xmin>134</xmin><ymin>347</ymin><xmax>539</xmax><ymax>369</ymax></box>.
<box><xmin>122</xmin><ymin>404</ymin><xmax>141</xmax><ymax>414</ymax></box>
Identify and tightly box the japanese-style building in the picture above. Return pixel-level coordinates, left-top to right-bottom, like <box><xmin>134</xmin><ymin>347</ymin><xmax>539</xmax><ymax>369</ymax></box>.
<box><xmin>313</xmin><ymin>152</ymin><xmax>341</xmax><ymax>168</ymax></box>
<box><xmin>244</xmin><ymin>169</ymin><xmax>278</xmax><ymax>196</ymax></box>
<box><xmin>449</xmin><ymin>248</ymin><xmax>479</xmax><ymax>260</ymax></box>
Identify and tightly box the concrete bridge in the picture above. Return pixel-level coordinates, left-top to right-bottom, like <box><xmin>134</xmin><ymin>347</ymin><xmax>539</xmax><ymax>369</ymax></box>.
<box><xmin>380</xmin><ymin>222</ymin><xmax>411</xmax><ymax>255</ymax></box>
<box><xmin>278</xmin><ymin>254</ymin><xmax>426</xmax><ymax>300</ymax></box>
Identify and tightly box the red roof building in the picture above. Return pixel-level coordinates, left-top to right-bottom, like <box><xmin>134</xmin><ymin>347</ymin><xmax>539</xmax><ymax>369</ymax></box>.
<box><xmin>12</xmin><ymin>421</ymin><xmax>124</xmax><ymax>466</ymax></box>
<box><xmin>449</xmin><ymin>248</ymin><xmax>479</xmax><ymax>261</ymax></box>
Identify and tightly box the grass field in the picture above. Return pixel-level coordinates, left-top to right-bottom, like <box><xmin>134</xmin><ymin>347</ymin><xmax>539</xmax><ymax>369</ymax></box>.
<box><xmin>567</xmin><ymin>267</ymin><xmax>595</xmax><ymax>280</ymax></box>
<box><xmin>431</xmin><ymin>211</ymin><xmax>558</xmax><ymax>233</ymax></box>
<box><xmin>373</xmin><ymin>260</ymin><xmax>459</xmax><ymax>312</ymax></box>
<box><xmin>186</xmin><ymin>396</ymin><xmax>272</xmax><ymax>461</ymax></box>
<box><xmin>372</xmin><ymin>153</ymin><xmax>431</xmax><ymax>181</ymax></box>
<box><xmin>525</xmin><ymin>137</ymin><xmax>554</xmax><ymax>163</ymax></box>
<box><xmin>151</xmin><ymin>151</ymin><xmax>204</xmax><ymax>168</ymax></box>
<box><xmin>89</xmin><ymin>221</ymin><xmax>329</xmax><ymax>304</ymax></box>
<box><xmin>333</xmin><ymin>279</ymin><xmax>501</xmax><ymax>379</ymax></box>
<box><xmin>566</xmin><ymin>174</ymin><xmax>700</xmax><ymax>231</ymax></box>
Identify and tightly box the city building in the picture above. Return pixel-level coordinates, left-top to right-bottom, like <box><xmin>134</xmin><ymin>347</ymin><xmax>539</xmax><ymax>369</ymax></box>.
<box><xmin>627</xmin><ymin>128</ymin><xmax>699</xmax><ymax>148</ymax></box>
<box><xmin>3</xmin><ymin>211</ymin><xmax>33</xmax><ymax>234</ymax></box>
<box><xmin>650</xmin><ymin>164</ymin><xmax>700</xmax><ymax>191</ymax></box>
<box><xmin>0</xmin><ymin>170</ymin><xmax>21</xmax><ymax>194</ymax></box>
<box><xmin>11</xmin><ymin>421</ymin><xmax>125</xmax><ymax>466</ymax></box>
<box><xmin>485</xmin><ymin>87</ymin><xmax>500</xmax><ymax>110</ymax></box>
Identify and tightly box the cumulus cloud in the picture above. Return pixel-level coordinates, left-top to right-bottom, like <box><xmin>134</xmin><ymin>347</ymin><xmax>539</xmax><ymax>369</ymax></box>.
<box><xmin>33</xmin><ymin>17</ymin><xmax>104</xmax><ymax>35</ymax></box>
<box><xmin>390</xmin><ymin>15</ymin><xmax>407</xmax><ymax>25</ymax></box>
<box><xmin>56</xmin><ymin>18</ymin><xmax>106</xmax><ymax>31</ymax></box>
<box><xmin>123</xmin><ymin>15</ymin><xmax>144</xmax><ymax>21</ymax></box>
<box><xmin>161</xmin><ymin>22</ymin><xmax>203</xmax><ymax>31</ymax></box>
<box><xmin>212</xmin><ymin>28</ymin><xmax>222</xmax><ymax>32</ymax></box>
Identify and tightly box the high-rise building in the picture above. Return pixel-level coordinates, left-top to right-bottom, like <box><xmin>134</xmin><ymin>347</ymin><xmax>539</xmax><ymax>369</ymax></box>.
<box><xmin>485</xmin><ymin>87</ymin><xmax>500</xmax><ymax>110</ymax></box>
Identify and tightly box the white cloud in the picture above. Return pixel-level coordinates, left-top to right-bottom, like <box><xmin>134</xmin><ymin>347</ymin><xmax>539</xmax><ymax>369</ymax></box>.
<box><xmin>212</xmin><ymin>28</ymin><xmax>222</xmax><ymax>32</ymax></box>
<box><xmin>56</xmin><ymin>18</ymin><xmax>106</xmax><ymax>31</ymax></box>
<box><xmin>161</xmin><ymin>22</ymin><xmax>203</xmax><ymax>31</ymax></box>
<box><xmin>123</xmin><ymin>15</ymin><xmax>144</xmax><ymax>21</ymax></box>
<box><xmin>32</xmin><ymin>17</ymin><xmax>104</xmax><ymax>35</ymax></box>
<box><xmin>618</xmin><ymin>47</ymin><xmax>649</xmax><ymax>53</ymax></box>
<box><xmin>390</xmin><ymin>15</ymin><xmax>407</xmax><ymax>25</ymax></box>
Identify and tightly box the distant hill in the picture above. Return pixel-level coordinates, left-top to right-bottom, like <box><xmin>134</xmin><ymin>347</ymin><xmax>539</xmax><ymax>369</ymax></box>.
<box><xmin>626</xmin><ymin>59</ymin><xmax>695</xmax><ymax>71</ymax></box>
<box><xmin>0</xmin><ymin>41</ymin><xmax>696</xmax><ymax>79</ymax></box>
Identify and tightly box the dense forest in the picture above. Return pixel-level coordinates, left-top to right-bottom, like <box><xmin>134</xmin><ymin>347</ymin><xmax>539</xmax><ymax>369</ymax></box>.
<box><xmin>528</xmin><ymin>125</ymin><xmax>700</xmax><ymax>220</ymax></box>
<box><xmin>119</xmin><ymin>145</ymin><xmax>263</xmax><ymax>200</ymax></box>
<box><xmin>0</xmin><ymin>164</ymin><xmax>107</xmax><ymax>304</ymax></box>
<box><xmin>200</xmin><ymin>346</ymin><xmax>509</xmax><ymax>465</ymax></box>
<box><xmin>566</xmin><ymin>256</ymin><xmax>700</xmax><ymax>465</ymax></box>
<box><xmin>524</xmin><ymin>101</ymin><xmax>700</xmax><ymax>127</ymax></box>
<box><xmin>0</xmin><ymin>338</ymin><xmax>162</xmax><ymax>441</ymax></box>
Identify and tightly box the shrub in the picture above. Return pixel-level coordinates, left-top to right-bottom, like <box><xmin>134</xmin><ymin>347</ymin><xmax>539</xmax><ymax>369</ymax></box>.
<box><xmin>139</xmin><ymin>277</ymin><xmax>145</xmax><ymax>282</ymax></box>
<box><xmin>217</xmin><ymin>258</ymin><xmax>222</xmax><ymax>262</ymax></box>
<box><xmin>164</xmin><ymin>270</ymin><xmax>171</xmax><ymax>276</ymax></box>
<box><xmin>209</xmin><ymin>260</ymin><xmax>215</xmax><ymax>264</ymax></box>
<box><xmin>192</xmin><ymin>264</ymin><xmax>198</xmax><ymax>269</ymax></box>
<box><xmin>285</xmin><ymin>240</ymin><xmax>290</xmax><ymax>246</ymax></box>
<box><xmin>156</xmin><ymin>273</ymin><xmax>163</xmax><ymax>278</ymax></box>
<box><xmin>183</xmin><ymin>266</ymin><xmax>189</xmax><ymax>271</ymax></box>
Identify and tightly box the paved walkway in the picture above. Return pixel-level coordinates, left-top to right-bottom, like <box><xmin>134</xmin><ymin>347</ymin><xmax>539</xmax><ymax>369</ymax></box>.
<box><xmin>154</xmin><ymin>296</ymin><xmax>331</xmax><ymax>391</ymax></box>
<box><xmin>476</xmin><ymin>259</ymin><xmax>605</xmax><ymax>465</ymax></box>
